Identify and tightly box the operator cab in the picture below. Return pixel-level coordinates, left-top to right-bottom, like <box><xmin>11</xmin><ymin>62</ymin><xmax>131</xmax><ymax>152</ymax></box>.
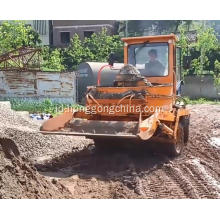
<box><xmin>121</xmin><ymin>35</ymin><xmax>182</xmax><ymax>94</ymax></box>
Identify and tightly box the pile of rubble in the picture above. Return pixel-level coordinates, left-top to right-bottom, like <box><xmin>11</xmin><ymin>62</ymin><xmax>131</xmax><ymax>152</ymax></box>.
<box><xmin>0</xmin><ymin>101</ymin><xmax>89</xmax><ymax>198</ymax></box>
<box><xmin>0</xmin><ymin>102</ymin><xmax>90</xmax><ymax>161</ymax></box>
<box><xmin>0</xmin><ymin>135</ymin><xmax>72</xmax><ymax>198</ymax></box>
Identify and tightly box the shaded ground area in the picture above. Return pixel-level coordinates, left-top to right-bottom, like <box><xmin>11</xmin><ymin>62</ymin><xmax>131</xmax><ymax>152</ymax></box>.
<box><xmin>36</xmin><ymin>104</ymin><xmax>220</xmax><ymax>199</ymax></box>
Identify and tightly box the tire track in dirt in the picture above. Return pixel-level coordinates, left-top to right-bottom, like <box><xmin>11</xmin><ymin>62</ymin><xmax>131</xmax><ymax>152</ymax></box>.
<box><xmin>185</xmin><ymin>158</ymin><xmax>220</xmax><ymax>199</ymax></box>
<box><xmin>153</xmin><ymin>168</ymin><xmax>187</xmax><ymax>198</ymax></box>
<box><xmin>180</xmin><ymin>163</ymin><xmax>212</xmax><ymax>198</ymax></box>
<box><xmin>141</xmin><ymin>174</ymin><xmax>162</xmax><ymax>199</ymax></box>
<box><xmin>163</xmin><ymin>164</ymin><xmax>199</xmax><ymax>198</ymax></box>
<box><xmin>115</xmin><ymin>162</ymin><xmax>147</xmax><ymax>198</ymax></box>
<box><xmin>186</xmin><ymin>138</ymin><xmax>220</xmax><ymax>164</ymax></box>
<box><xmin>200</xmin><ymin>160</ymin><xmax>220</xmax><ymax>180</ymax></box>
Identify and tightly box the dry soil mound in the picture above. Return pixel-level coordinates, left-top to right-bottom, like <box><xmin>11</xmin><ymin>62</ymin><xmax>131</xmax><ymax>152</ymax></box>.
<box><xmin>0</xmin><ymin>101</ymin><xmax>90</xmax><ymax>198</ymax></box>
<box><xmin>0</xmin><ymin>102</ymin><xmax>90</xmax><ymax>161</ymax></box>
<box><xmin>0</xmin><ymin>135</ymin><xmax>71</xmax><ymax>198</ymax></box>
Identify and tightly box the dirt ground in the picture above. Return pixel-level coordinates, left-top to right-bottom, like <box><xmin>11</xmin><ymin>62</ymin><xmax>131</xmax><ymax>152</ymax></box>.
<box><xmin>35</xmin><ymin>104</ymin><xmax>220</xmax><ymax>199</ymax></box>
<box><xmin>0</xmin><ymin>102</ymin><xmax>219</xmax><ymax>198</ymax></box>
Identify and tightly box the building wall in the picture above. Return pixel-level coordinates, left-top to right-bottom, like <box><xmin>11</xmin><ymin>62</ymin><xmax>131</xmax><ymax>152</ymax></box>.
<box><xmin>52</xmin><ymin>20</ymin><xmax>116</xmax><ymax>47</ymax></box>
<box><xmin>0</xmin><ymin>71</ymin><xmax>77</xmax><ymax>103</ymax></box>
<box><xmin>53</xmin><ymin>20</ymin><xmax>115</xmax><ymax>26</ymax></box>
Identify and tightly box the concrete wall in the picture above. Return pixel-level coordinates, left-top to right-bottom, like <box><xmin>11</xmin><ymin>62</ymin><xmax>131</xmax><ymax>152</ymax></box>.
<box><xmin>182</xmin><ymin>75</ymin><xmax>220</xmax><ymax>99</ymax></box>
<box><xmin>0</xmin><ymin>71</ymin><xmax>77</xmax><ymax>103</ymax></box>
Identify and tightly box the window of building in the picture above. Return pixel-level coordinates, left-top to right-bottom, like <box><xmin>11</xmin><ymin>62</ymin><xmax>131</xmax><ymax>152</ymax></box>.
<box><xmin>61</xmin><ymin>32</ymin><xmax>70</xmax><ymax>44</ymax></box>
<box><xmin>84</xmin><ymin>31</ymin><xmax>94</xmax><ymax>38</ymax></box>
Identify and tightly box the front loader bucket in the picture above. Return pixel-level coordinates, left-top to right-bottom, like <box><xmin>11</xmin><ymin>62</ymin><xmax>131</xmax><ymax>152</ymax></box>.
<box><xmin>65</xmin><ymin>119</ymin><xmax>139</xmax><ymax>138</ymax></box>
<box><xmin>40</xmin><ymin>111</ymin><xmax>74</xmax><ymax>131</ymax></box>
<box><xmin>41</xmin><ymin>118</ymin><xmax>139</xmax><ymax>139</ymax></box>
<box><xmin>40</xmin><ymin>111</ymin><xmax>162</xmax><ymax>141</ymax></box>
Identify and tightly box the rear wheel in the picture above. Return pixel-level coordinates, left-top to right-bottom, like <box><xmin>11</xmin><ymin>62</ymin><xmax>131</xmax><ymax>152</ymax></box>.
<box><xmin>168</xmin><ymin>123</ymin><xmax>185</xmax><ymax>157</ymax></box>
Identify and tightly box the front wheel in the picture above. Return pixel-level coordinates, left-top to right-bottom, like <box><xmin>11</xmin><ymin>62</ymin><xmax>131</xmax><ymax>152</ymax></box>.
<box><xmin>168</xmin><ymin>123</ymin><xmax>185</xmax><ymax>157</ymax></box>
<box><xmin>181</xmin><ymin>115</ymin><xmax>190</xmax><ymax>143</ymax></box>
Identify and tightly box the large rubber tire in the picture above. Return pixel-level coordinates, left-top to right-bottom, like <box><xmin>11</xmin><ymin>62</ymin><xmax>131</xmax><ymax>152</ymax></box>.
<box><xmin>168</xmin><ymin>123</ymin><xmax>185</xmax><ymax>157</ymax></box>
<box><xmin>181</xmin><ymin>115</ymin><xmax>190</xmax><ymax>143</ymax></box>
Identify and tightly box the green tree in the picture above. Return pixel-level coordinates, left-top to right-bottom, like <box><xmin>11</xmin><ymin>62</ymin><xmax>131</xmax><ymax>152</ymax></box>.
<box><xmin>191</xmin><ymin>27</ymin><xmax>218</xmax><ymax>74</ymax></box>
<box><xmin>0</xmin><ymin>20</ymin><xmax>41</xmax><ymax>54</ymax></box>
<box><xmin>83</xmin><ymin>29</ymin><xmax>123</xmax><ymax>62</ymax></box>
<box><xmin>41</xmin><ymin>46</ymin><xmax>65</xmax><ymax>72</ymax></box>
<box><xmin>177</xmin><ymin>27</ymin><xmax>190</xmax><ymax>57</ymax></box>
<box><xmin>177</xmin><ymin>27</ymin><xmax>190</xmax><ymax>75</ymax></box>
<box><xmin>63</xmin><ymin>29</ymin><xmax>123</xmax><ymax>70</ymax></box>
<box><xmin>63</xmin><ymin>34</ymin><xmax>89</xmax><ymax>70</ymax></box>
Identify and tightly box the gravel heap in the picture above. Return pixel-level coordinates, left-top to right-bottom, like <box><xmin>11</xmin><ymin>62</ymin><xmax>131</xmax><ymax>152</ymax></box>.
<box><xmin>0</xmin><ymin>134</ymin><xmax>71</xmax><ymax>198</ymax></box>
<box><xmin>0</xmin><ymin>101</ymin><xmax>91</xmax><ymax>198</ymax></box>
<box><xmin>0</xmin><ymin>102</ymin><xmax>91</xmax><ymax>161</ymax></box>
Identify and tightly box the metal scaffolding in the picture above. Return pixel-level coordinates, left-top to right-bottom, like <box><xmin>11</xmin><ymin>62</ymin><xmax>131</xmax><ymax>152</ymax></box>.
<box><xmin>0</xmin><ymin>47</ymin><xmax>41</xmax><ymax>71</ymax></box>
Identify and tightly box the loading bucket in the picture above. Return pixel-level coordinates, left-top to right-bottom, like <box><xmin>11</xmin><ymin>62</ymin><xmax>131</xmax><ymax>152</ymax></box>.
<box><xmin>40</xmin><ymin>111</ymin><xmax>160</xmax><ymax>141</ymax></box>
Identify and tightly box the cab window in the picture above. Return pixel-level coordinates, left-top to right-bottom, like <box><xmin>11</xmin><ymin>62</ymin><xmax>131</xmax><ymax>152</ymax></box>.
<box><xmin>128</xmin><ymin>43</ymin><xmax>169</xmax><ymax>77</ymax></box>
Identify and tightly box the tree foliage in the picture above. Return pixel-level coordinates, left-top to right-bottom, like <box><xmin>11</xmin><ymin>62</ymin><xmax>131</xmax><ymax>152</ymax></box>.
<box><xmin>0</xmin><ymin>21</ymin><xmax>65</xmax><ymax>72</ymax></box>
<box><xmin>177</xmin><ymin>27</ymin><xmax>189</xmax><ymax>57</ymax></box>
<box><xmin>194</xmin><ymin>27</ymin><xmax>218</xmax><ymax>52</ymax></box>
<box><xmin>83</xmin><ymin>29</ymin><xmax>123</xmax><ymax>62</ymax></box>
<box><xmin>0</xmin><ymin>21</ymin><xmax>41</xmax><ymax>54</ymax></box>
<box><xmin>63</xmin><ymin>29</ymin><xmax>123</xmax><ymax>70</ymax></box>
<box><xmin>41</xmin><ymin>47</ymin><xmax>65</xmax><ymax>72</ymax></box>
<box><xmin>62</xmin><ymin>34</ymin><xmax>90</xmax><ymax>70</ymax></box>
<box><xmin>190</xmin><ymin>27</ymin><xmax>218</xmax><ymax>74</ymax></box>
<box><xmin>178</xmin><ymin>25</ymin><xmax>220</xmax><ymax>85</ymax></box>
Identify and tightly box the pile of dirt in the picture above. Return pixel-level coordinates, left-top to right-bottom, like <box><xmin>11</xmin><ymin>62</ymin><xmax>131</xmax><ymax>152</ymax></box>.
<box><xmin>0</xmin><ymin>101</ymin><xmax>90</xmax><ymax>198</ymax></box>
<box><xmin>0</xmin><ymin>102</ymin><xmax>91</xmax><ymax>161</ymax></box>
<box><xmin>0</xmin><ymin>135</ymin><xmax>71</xmax><ymax>198</ymax></box>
